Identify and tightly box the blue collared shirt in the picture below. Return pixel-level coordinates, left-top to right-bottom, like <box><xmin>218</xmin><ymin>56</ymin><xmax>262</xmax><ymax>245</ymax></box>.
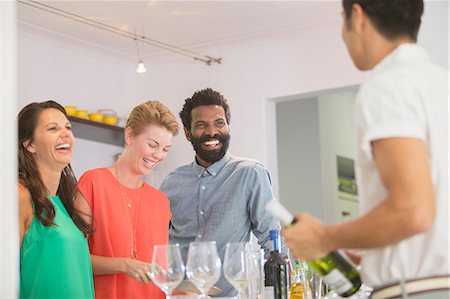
<box><xmin>160</xmin><ymin>152</ymin><xmax>281</xmax><ymax>296</ymax></box>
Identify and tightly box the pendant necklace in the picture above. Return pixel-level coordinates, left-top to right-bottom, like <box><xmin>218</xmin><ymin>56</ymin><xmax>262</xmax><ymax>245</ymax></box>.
<box><xmin>115</xmin><ymin>166</ymin><xmax>141</xmax><ymax>259</ymax></box>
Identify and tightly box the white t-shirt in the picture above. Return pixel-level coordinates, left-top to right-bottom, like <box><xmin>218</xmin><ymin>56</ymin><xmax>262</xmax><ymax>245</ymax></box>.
<box><xmin>355</xmin><ymin>43</ymin><xmax>449</xmax><ymax>287</ymax></box>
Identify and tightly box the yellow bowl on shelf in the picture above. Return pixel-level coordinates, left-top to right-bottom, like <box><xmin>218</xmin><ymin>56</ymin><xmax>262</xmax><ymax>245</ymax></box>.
<box><xmin>64</xmin><ymin>106</ymin><xmax>77</xmax><ymax>116</ymax></box>
<box><xmin>88</xmin><ymin>112</ymin><xmax>104</xmax><ymax>123</ymax></box>
<box><xmin>75</xmin><ymin>110</ymin><xmax>88</xmax><ymax>119</ymax></box>
<box><xmin>103</xmin><ymin>115</ymin><xmax>118</xmax><ymax>126</ymax></box>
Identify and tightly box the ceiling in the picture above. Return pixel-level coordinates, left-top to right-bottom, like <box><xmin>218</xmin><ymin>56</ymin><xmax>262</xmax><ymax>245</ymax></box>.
<box><xmin>17</xmin><ymin>1</ymin><xmax>342</xmax><ymax>62</ymax></box>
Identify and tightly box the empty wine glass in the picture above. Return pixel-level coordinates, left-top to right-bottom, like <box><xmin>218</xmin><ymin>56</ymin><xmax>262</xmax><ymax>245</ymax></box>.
<box><xmin>302</xmin><ymin>261</ymin><xmax>323</xmax><ymax>299</ymax></box>
<box><xmin>186</xmin><ymin>241</ymin><xmax>222</xmax><ymax>298</ymax></box>
<box><xmin>148</xmin><ymin>244</ymin><xmax>185</xmax><ymax>298</ymax></box>
<box><xmin>223</xmin><ymin>242</ymin><xmax>254</xmax><ymax>299</ymax></box>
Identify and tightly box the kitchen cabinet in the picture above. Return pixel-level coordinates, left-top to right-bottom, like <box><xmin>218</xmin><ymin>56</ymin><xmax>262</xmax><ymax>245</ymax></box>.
<box><xmin>68</xmin><ymin>116</ymin><xmax>124</xmax><ymax>147</ymax></box>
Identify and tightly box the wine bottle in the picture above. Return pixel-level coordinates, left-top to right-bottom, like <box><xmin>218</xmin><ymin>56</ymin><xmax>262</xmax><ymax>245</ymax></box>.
<box><xmin>266</xmin><ymin>201</ymin><xmax>362</xmax><ymax>297</ymax></box>
<box><xmin>264</xmin><ymin>229</ymin><xmax>289</xmax><ymax>299</ymax></box>
<box><xmin>289</xmin><ymin>260</ymin><xmax>305</xmax><ymax>299</ymax></box>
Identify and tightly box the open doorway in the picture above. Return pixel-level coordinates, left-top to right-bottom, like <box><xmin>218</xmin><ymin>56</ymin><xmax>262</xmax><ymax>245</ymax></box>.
<box><xmin>266</xmin><ymin>86</ymin><xmax>358</xmax><ymax>224</ymax></box>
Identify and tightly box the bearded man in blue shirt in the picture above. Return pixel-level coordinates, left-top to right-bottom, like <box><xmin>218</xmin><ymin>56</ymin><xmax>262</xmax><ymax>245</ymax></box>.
<box><xmin>160</xmin><ymin>88</ymin><xmax>282</xmax><ymax>297</ymax></box>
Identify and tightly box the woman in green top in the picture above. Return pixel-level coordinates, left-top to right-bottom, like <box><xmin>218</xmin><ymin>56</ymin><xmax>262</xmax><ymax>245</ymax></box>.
<box><xmin>18</xmin><ymin>100</ymin><xmax>94</xmax><ymax>298</ymax></box>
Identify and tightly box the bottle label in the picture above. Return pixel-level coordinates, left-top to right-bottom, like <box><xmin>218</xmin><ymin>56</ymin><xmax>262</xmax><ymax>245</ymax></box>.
<box><xmin>264</xmin><ymin>286</ymin><xmax>275</xmax><ymax>299</ymax></box>
<box><xmin>280</xmin><ymin>264</ymin><xmax>288</xmax><ymax>299</ymax></box>
<box><xmin>322</xmin><ymin>269</ymin><xmax>353</xmax><ymax>294</ymax></box>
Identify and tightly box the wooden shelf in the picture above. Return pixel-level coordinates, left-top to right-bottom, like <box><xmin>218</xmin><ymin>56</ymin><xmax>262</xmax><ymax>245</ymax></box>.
<box><xmin>68</xmin><ymin>116</ymin><xmax>124</xmax><ymax>147</ymax></box>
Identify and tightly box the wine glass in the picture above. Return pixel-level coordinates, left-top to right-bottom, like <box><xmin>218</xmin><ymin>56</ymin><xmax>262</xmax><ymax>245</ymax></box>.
<box><xmin>186</xmin><ymin>241</ymin><xmax>222</xmax><ymax>298</ymax></box>
<box><xmin>223</xmin><ymin>242</ymin><xmax>253</xmax><ymax>299</ymax></box>
<box><xmin>148</xmin><ymin>244</ymin><xmax>185</xmax><ymax>298</ymax></box>
<box><xmin>301</xmin><ymin>260</ymin><xmax>323</xmax><ymax>299</ymax></box>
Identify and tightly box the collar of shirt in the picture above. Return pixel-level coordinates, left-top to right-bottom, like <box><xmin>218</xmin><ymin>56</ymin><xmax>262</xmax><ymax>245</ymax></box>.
<box><xmin>191</xmin><ymin>152</ymin><xmax>232</xmax><ymax>178</ymax></box>
<box><xmin>373</xmin><ymin>43</ymin><xmax>429</xmax><ymax>73</ymax></box>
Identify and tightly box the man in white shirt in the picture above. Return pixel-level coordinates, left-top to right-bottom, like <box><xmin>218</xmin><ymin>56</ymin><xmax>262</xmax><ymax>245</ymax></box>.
<box><xmin>282</xmin><ymin>1</ymin><xmax>449</xmax><ymax>298</ymax></box>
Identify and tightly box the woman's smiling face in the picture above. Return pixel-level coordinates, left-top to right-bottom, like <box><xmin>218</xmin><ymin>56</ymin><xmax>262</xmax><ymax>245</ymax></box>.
<box><xmin>24</xmin><ymin>108</ymin><xmax>74</xmax><ymax>172</ymax></box>
<box><xmin>126</xmin><ymin>124</ymin><xmax>173</xmax><ymax>176</ymax></box>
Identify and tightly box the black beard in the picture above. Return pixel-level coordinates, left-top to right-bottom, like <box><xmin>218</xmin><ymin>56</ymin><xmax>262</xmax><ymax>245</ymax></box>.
<box><xmin>190</xmin><ymin>133</ymin><xmax>230</xmax><ymax>165</ymax></box>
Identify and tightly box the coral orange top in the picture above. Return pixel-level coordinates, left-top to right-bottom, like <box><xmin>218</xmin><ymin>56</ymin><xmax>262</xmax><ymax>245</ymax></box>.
<box><xmin>78</xmin><ymin>168</ymin><xmax>171</xmax><ymax>299</ymax></box>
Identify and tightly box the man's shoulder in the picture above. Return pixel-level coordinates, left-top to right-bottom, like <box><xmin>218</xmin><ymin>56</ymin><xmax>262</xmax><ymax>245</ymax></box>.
<box><xmin>365</xmin><ymin>45</ymin><xmax>446</xmax><ymax>89</ymax></box>
<box><xmin>229</xmin><ymin>156</ymin><xmax>267</xmax><ymax>172</ymax></box>
<box><xmin>168</xmin><ymin>163</ymin><xmax>193</xmax><ymax>175</ymax></box>
<box><xmin>161</xmin><ymin>163</ymin><xmax>194</xmax><ymax>186</ymax></box>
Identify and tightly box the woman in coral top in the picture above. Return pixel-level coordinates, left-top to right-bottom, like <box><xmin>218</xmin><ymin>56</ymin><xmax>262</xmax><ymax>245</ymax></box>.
<box><xmin>76</xmin><ymin>100</ymin><xmax>179</xmax><ymax>299</ymax></box>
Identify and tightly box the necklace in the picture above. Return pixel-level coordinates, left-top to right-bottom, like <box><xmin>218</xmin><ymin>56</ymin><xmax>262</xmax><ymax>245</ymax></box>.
<box><xmin>118</xmin><ymin>184</ymin><xmax>141</xmax><ymax>259</ymax></box>
<box><xmin>114</xmin><ymin>165</ymin><xmax>141</xmax><ymax>207</ymax></box>
<box><xmin>120</xmin><ymin>185</ymin><xmax>138</xmax><ymax>208</ymax></box>
<box><xmin>114</xmin><ymin>166</ymin><xmax>141</xmax><ymax>259</ymax></box>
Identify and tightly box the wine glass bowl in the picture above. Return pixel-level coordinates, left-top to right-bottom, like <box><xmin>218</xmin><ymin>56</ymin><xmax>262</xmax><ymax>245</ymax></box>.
<box><xmin>223</xmin><ymin>242</ymin><xmax>254</xmax><ymax>299</ymax></box>
<box><xmin>185</xmin><ymin>241</ymin><xmax>222</xmax><ymax>297</ymax></box>
<box><xmin>149</xmin><ymin>244</ymin><xmax>185</xmax><ymax>298</ymax></box>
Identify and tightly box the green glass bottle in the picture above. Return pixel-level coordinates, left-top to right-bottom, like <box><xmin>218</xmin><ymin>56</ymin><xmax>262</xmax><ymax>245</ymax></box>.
<box><xmin>266</xmin><ymin>201</ymin><xmax>362</xmax><ymax>297</ymax></box>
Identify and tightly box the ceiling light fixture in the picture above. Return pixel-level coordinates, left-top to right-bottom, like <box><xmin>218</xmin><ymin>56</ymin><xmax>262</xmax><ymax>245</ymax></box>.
<box><xmin>18</xmin><ymin>0</ymin><xmax>223</xmax><ymax>66</ymax></box>
<box><xmin>136</xmin><ymin>60</ymin><xmax>147</xmax><ymax>73</ymax></box>
<box><xmin>135</xmin><ymin>36</ymin><xmax>147</xmax><ymax>73</ymax></box>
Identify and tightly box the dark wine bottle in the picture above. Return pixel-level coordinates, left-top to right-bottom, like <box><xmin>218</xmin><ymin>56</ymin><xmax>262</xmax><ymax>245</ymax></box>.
<box><xmin>264</xmin><ymin>229</ymin><xmax>289</xmax><ymax>299</ymax></box>
<box><xmin>266</xmin><ymin>201</ymin><xmax>362</xmax><ymax>297</ymax></box>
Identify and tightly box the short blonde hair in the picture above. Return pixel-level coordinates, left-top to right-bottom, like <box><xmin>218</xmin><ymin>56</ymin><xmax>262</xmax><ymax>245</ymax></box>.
<box><xmin>126</xmin><ymin>100</ymin><xmax>179</xmax><ymax>136</ymax></box>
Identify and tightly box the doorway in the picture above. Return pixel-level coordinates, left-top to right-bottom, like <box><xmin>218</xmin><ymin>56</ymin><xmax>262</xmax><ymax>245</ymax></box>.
<box><xmin>266</xmin><ymin>86</ymin><xmax>358</xmax><ymax>223</ymax></box>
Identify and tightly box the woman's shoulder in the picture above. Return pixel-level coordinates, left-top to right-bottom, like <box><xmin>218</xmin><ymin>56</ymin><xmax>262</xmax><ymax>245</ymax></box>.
<box><xmin>18</xmin><ymin>183</ymin><xmax>33</xmax><ymax>215</ymax></box>
<box><xmin>80</xmin><ymin>167</ymin><xmax>112</xmax><ymax>181</ymax></box>
<box><xmin>142</xmin><ymin>183</ymin><xmax>165</xmax><ymax>196</ymax></box>
<box><xmin>18</xmin><ymin>183</ymin><xmax>31</xmax><ymax>202</ymax></box>
<box><xmin>142</xmin><ymin>184</ymin><xmax>170</xmax><ymax>203</ymax></box>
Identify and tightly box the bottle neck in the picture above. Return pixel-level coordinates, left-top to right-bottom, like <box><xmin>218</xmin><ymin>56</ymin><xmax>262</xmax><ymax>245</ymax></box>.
<box><xmin>272</xmin><ymin>234</ymin><xmax>280</xmax><ymax>252</ymax></box>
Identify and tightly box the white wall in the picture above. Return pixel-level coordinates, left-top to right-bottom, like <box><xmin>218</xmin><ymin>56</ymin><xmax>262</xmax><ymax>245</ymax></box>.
<box><xmin>18</xmin><ymin>23</ymin><xmax>137</xmax><ymax>177</ymax></box>
<box><xmin>135</xmin><ymin>1</ymin><xmax>448</xmax><ymax>190</ymax></box>
<box><xmin>1</xmin><ymin>2</ymin><xmax>19</xmax><ymax>297</ymax></box>
<box><xmin>419</xmin><ymin>0</ymin><xmax>449</xmax><ymax>69</ymax></box>
<box><xmin>136</xmin><ymin>19</ymin><xmax>364</xmax><ymax>188</ymax></box>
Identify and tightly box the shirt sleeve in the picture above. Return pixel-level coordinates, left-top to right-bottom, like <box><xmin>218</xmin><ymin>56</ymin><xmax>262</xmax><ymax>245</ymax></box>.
<box><xmin>247</xmin><ymin>163</ymin><xmax>283</xmax><ymax>255</ymax></box>
<box><xmin>357</xmin><ymin>76</ymin><xmax>427</xmax><ymax>162</ymax></box>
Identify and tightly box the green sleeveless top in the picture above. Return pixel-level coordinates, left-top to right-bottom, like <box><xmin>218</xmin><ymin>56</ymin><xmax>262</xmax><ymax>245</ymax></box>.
<box><xmin>20</xmin><ymin>195</ymin><xmax>94</xmax><ymax>299</ymax></box>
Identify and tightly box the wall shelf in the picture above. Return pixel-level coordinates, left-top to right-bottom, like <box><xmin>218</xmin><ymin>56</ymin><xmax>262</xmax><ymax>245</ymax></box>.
<box><xmin>68</xmin><ymin>116</ymin><xmax>124</xmax><ymax>147</ymax></box>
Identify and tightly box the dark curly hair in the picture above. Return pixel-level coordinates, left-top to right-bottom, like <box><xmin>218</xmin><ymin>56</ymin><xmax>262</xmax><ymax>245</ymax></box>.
<box><xmin>343</xmin><ymin>0</ymin><xmax>423</xmax><ymax>42</ymax></box>
<box><xmin>18</xmin><ymin>100</ymin><xmax>93</xmax><ymax>236</ymax></box>
<box><xmin>179</xmin><ymin>88</ymin><xmax>231</xmax><ymax>131</ymax></box>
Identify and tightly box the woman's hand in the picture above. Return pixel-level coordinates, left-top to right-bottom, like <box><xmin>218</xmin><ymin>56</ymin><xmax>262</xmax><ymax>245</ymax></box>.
<box><xmin>123</xmin><ymin>258</ymin><xmax>152</xmax><ymax>284</ymax></box>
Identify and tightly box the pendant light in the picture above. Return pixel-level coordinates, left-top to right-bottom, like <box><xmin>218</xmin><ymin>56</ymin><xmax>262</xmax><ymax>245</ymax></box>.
<box><xmin>18</xmin><ymin>0</ymin><xmax>222</xmax><ymax>66</ymax></box>
<box><xmin>136</xmin><ymin>60</ymin><xmax>147</xmax><ymax>73</ymax></box>
<box><xmin>135</xmin><ymin>36</ymin><xmax>146</xmax><ymax>73</ymax></box>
